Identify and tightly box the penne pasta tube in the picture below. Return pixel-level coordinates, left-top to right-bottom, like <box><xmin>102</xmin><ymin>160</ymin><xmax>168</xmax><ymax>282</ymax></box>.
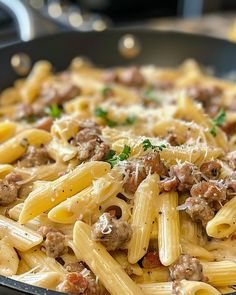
<box><xmin>0</xmin><ymin>129</ymin><xmax>52</xmax><ymax>164</ymax></box>
<box><xmin>128</xmin><ymin>174</ymin><xmax>159</xmax><ymax>264</ymax></box>
<box><xmin>16</xmin><ymin>259</ymin><xmax>30</xmax><ymax>275</ymax></box>
<box><xmin>202</xmin><ymin>261</ymin><xmax>236</xmax><ymax>286</ymax></box>
<box><xmin>181</xmin><ymin>239</ymin><xmax>214</xmax><ymax>261</ymax></box>
<box><xmin>0</xmin><ymin>121</ymin><xmax>17</xmax><ymax>143</ymax></box>
<box><xmin>206</xmin><ymin>196</ymin><xmax>236</xmax><ymax>238</ymax></box>
<box><xmin>133</xmin><ymin>267</ymin><xmax>169</xmax><ymax>284</ymax></box>
<box><xmin>48</xmin><ymin>186</ymin><xmax>95</xmax><ymax>224</ymax></box>
<box><xmin>112</xmin><ymin>251</ymin><xmax>143</xmax><ymax>276</ymax></box>
<box><xmin>19</xmin><ymin>161</ymin><xmax>110</xmax><ymax>224</ymax></box>
<box><xmin>0</xmin><ymin>215</ymin><xmax>43</xmax><ymax>251</ymax></box>
<box><xmin>139</xmin><ymin>280</ymin><xmax>220</xmax><ymax>295</ymax></box>
<box><xmin>0</xmin><ymin>164</ymin><xmax>13</xmax><ymax>178</ymax></box>
<box><xmin>11</xmin><ymin>272</ymin><xmax>61</xmax><ymax>290</ymax></box>
<box><xmin>217</xmin><ymin>286</ymin><xmax>236</xmax><ymax>294</ymax></box>
<box><xmin>20</xmin><ymin>248</ymin><xmax>66</xmax><ymax>278</ymax></box>
<box><xmin>73</xmin><ymin>221</ymin><xmax>144</xmax><ymax>295</ymax></box>
<box><xmin>158</xmin><ymin>192</ymin><xmax>180</xmax><ymax>266</ymax></box>
<box><xmin>139</xmin><ymin>282</ymin><xmax>172</xmax><ymax>295</ymax></box>
<box><xmin>0</xmin><ymin>239</ymin><xmax>19</xmax><ymax>276</ymax></box>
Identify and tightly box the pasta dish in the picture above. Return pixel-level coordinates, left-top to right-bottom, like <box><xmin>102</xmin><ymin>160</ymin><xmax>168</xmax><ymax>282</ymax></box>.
<box><xmin>0</xmin><ymin>58</ymin><xmax>236</xmax><ymax>295</ymax></box>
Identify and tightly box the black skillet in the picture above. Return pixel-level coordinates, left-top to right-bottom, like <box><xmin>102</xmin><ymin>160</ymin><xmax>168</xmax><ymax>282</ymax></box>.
<box><xmin>0</xmin><ymin>1</ymin><xmax>236</xmax><ymax>295</ymax></box>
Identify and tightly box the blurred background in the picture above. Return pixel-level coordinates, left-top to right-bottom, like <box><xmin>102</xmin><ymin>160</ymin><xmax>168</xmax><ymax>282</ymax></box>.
<box><xmin>1</xmin><ymin>0</ymin><xmax>236</xmax><ymax>45</ymax></box>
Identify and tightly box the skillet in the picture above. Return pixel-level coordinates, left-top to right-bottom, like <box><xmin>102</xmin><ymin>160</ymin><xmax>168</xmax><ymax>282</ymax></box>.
<box><xmin>0</xmin><ymin>2</ymin><xmax>236</xmax><ymax>295</ymax></box>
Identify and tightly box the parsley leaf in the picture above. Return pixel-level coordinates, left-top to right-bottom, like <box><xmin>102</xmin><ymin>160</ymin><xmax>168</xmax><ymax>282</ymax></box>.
<box><xmin>123</xmin><ymin>115</ymin><xmax>137</xmax><ymax>126</ymax></box>
<box><xmin>95</xmin><ymin>107</ymin><xmax>108</xmax><ymax>118</ymax></box>
<box><xmin>107</xmin><ymin>119</ymin><xmax>118</xmax><ymax>127</ymax></box>
<box><xmin>101</xmin><ymin>86</ymin><xmax>113</xmax><ymax>97</ymax></box>
<box><xmin>95</xmin><ymin>107</ymin><xmax>136</xmax><ymax>127</ymax></box>
<box><xmin>158</xmin><ymin>143</ymin><xmax>166</xmax><ymax>151</ymax></box>
<box><xmin>45</xmin><ymin>104</ymin><xmax>62</xmax><ymax>119</ymax></box>
<box><xmin>143</xmin><ymin>88</ymin><xmax>160</xmax><ymax>104</ymax></box>
<box><xmin>22</xmin><ymin>115</ymin><xmax>38</xmax><ymax>123</ymax></box>
<box><xmin>142</xmin><ymin>139</ymin><xmax>166</xmax><ymax>151</ymax></box>
<box><xmin>105</xmin><ymin>145</ymin><xmax>131</xmax><ymax>167</ymax></box>
<box><xmin>210</xmin><ymin>108</ymin><xmax>225</xmax><ymax>137</ymax></box>
<box><xmin>119</xmin><ymin>144</ymin><xmax>131</xmax><ymax>161</ymax></box>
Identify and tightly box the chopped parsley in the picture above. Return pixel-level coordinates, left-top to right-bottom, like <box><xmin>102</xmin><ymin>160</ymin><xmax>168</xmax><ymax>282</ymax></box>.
<box><xmin>95</xmin><ymin>107</ymin><xmax>136</xmax><ymax>127</ymax></box>
<box><xmin>142</xmin><ymin>139</ymin><xmax>166</xmax><ymax>151</ymax></box>
<box><xmin>101</xmin><ymin>86</ymin><xmax>113</xmax><ymax>98</ymax></box>
<box><xmin>123</xmin><ymin>115</ymin><xmax>137</xmax><ymax>126</ymax></box>
<box><xmin>105</xmin><ymin>145</ymin><xmax>131</xmax><ymax>167</ymax></box>
<box><xmin>210</xmin><ymin>108</ymin><xmax>225</xmax><ymax>137</ymax></box>
<box><xmin>143</xmin><ymin>88</ymin><xmax>160</xmax><ymax>104</ymax></box>
<box><xmin>94</xmin><ymin>107</ymin><xmax>108</xmax><ymax>118</ymax></box>
<box><xmin>45</xmin><ymin>104</ymin><xmax>62</xmax><ymax>119</ymax></box>
<box><xmin>22</xmin><ymin>115</ymin><xmax>38</xmax><ymax>123</ymax></box>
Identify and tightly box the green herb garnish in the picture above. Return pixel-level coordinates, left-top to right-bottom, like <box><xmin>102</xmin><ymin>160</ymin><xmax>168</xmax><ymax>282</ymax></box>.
<box><xmin>45</xmin><ymin>104</ymin><xmax>62</xmax><ymax>119</ymax></box>
<box><xmin>95</xmin><ymin>107</ymin><xmax>136</xmax><ymax>127</ymax></box>
<box><xmin>142</xmin><ymin>139</ymin><xmax>166</xmax><ymax>151</ymax></box>
<box><xmin>143</xmin><ymin>88</ymin><xmax>160</xmax><ymax>104</ymax></box>
<box><xmin>105</xmin><ymin>145</ymin><xmax>131</xmax><ymax>167</ymax></box>
<box><xmin>210</xmin><ymin>108</ymin><xmax>225</xmax><ymax>137</ymax></box>
<box><xmin>101</xmin><ymin>86</ymin><xmax>113</xmax><ymax>98</ymax></box>
<box><xmin>22</xmin><ymin>115</ymin><xmax>38</xmax><ymax>123</ymax></box>
<box><xmin>123</xmin><ymin>115</ymin><xmax>137</xmax><ymax>126</ymax></box>
<box><xmin>95</xmin><ymin>107</ymin><xmax>108</xmax><ymax>118</ymax></box>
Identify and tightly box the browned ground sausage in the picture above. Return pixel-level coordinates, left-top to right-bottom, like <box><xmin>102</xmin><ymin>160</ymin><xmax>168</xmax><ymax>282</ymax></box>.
<box><xmin>38</xmin><ymin>226</ymin><xmax>66</xmax><ymax>258</ymax></box>
<box><xmin>170</xmin><ymin>162</ymin><xmax>201</xmax><ymax>192</ymax></box>
<box><xmin>19</xmin><ymin>145</ymin><xmax>52</xmax><ymax>167</ymax></box>
<box><xmin>0</xmin><ymin>173</ymin><xmax>22</xmax><ymax>206</ymax></box>
<box><xmin>200</xmin><ymin>161</ymin><xmax>221</xmax><ymax>179</ymax></box>
<box><xmin>91</xmin><ymin>212</ymin><xmax>132</xmax><ymax>251</ymax></box>
<box><xmin>123</xmin><ymin>151</ymin><xmax>168</xmax><ymax>194</ymax></box>
<box><xmin>185</xmin><ymin>196</ymin><xmax>215</xmax><ymax>227</ymax></box>
<box><xmin>169</xmin><ymin>254</ymin><xmax>207</xmax><ymax>282</ymax></box>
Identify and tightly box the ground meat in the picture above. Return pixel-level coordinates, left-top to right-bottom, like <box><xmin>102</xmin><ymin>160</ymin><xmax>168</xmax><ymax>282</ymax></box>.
<box><xmin>66</xmin><ymin>262</ymin><xmax>86</xmax><ymax>273</ymax></box>
<box><xmin>200</xmin><ymin>161</ymin><xmax>221</xmax><ymax>179</ymax></box>
<box><xmin>39</xmin><ymin>77</ymin><xmax>80</xmax><ymax>105</ymax></box>
<box><xmin>226</xmin><ymin>151</ymin><xmax>236</xmax><ymax>170</ymax></box>
<box><xmin>38</xmin><ymin>226</ymin><xmax>66</xmax><ymax>258</ymax></box>
<box><xmin>225</xmin><ymin>172</ymin><xmax>236</xmax><ymax>198</ymax></box>
<box><xmin>142</xmin><ymin>251</ymin><xmax>162</xmax><ymax>269</ymax></box>
<box><xmin>154</xmin><ymin>79</ymin><xmax>174</xmax><ymax>90</ymax></box>
<box><xmin>102</xmin><ymin>70</ymin><xmax>118</xmax><ymax>83</ymax></box>
<box><xmin>221</xmin><ymin>121</ymin><xmax>236</xmax><ymax>136</ymax></box>
<box><xmin>118</xmin><ymin>67</ymin><xmax>144</xmax><ymax>87</ymax></box>
<box><xmin>190</xmin><ymin>181</ymin><xmax>227</xmax><ymax>203</ymax></box>
<box><xmin>91</xmin><ymin>213</ymin><xmax>132</xmax><ymax>251</ymax></box>
<box><xmin>34</xmin><ymin>116</ymin><xmax>53</xmax><ymax>131</ymax></box>
<box><xmin>185</xmin><ymin>196</ymin><xmax>215</xmax><ymax>227</ymax></box>
<box><xmin>123</xmin><ymin>151</ymin><xmax>168</xmax><ymax>194</ymax></box>
<box><xmin>166</xmin><ymin>134</ymin><xmax>180</xmax><ymax>146</ymax></box>
<box><xmin>56</xmin><ymin>272</ymin><xmax>99</xmax><ymax>295</ymax></box>
<box><xmin>19</xmin><ymin>145</ymin><xmax>52</xmax><ymax>168</ymax></box>
<box><xmin>169</xmin><ymin>254</ymin><xmax>206</xmax><ymax>282</ymax></box>
<box><xmin>71</xmin><ymin>120</ymin><xmax>110</xmax><ymax>162</ymax></box>
<box><xmin>170</xmin><ymin>163</ymin><xmax>201</xmax><ymax>192</ymax></box>
<box><xmin>186</xmin><ymin>85</ymin><xmax>222</xmax><ymax>116</ymax></box>
<box><xmin>15</xmin><ymin>103</ymin><xmax>34</xmax><ymax>120</ymax></box>
<box><xmin>160</xmin><ymin>177</ymin><xmax>179</xmax><ymax>192</ymax></box>
<box><xmin>0</xmin><ymin>173</ymin><xmax>22</xmax><ymax>206</ymax></box>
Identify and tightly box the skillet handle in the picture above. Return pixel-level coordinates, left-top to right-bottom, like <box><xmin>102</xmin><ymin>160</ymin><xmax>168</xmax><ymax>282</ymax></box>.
<box><xmin>0</xmin><ymin>0</ymin><xmax>59</xmax><ymax>41</ymax></box>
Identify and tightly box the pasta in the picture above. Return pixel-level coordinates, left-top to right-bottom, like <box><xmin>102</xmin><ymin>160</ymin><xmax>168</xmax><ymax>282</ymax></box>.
<box><xmin>0</xmin><ymin>58</ymin><xmax>235</xmax><ymax>294</ymax></box>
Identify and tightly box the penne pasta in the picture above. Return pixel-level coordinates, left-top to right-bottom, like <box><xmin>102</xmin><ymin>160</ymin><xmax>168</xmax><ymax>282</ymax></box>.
<box><xmin>73</xmin><ymin>221</ymin><xmax>144</xmax><ymax>295</ymax></box>
<box><xmin>19</xmin><ymin>161</ymin><xmax>110</xmax><ymax>223</ymax></box>
<box><xmin>158</xmin><ymin>192</ymin><xmax>180</xmax><ymax>266</ymax></box>
<box><xmin>128</xmin><ymin>174</ymin><xmax>159</xmax><ymax>264</ymax></box>
<box><xmin>0</xmin><ymin>129</ymin><xmax>52</xmax><ymax>164</ymax></box>
<box><xmin>206</xmin><ymin>196</ymin><xmax>236</xmax><ymax>238</ymax></box>
<box><xmin>0</xmin><ymin>215</ymin><xmax>43</xmax><ymax>251</ymax></box>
